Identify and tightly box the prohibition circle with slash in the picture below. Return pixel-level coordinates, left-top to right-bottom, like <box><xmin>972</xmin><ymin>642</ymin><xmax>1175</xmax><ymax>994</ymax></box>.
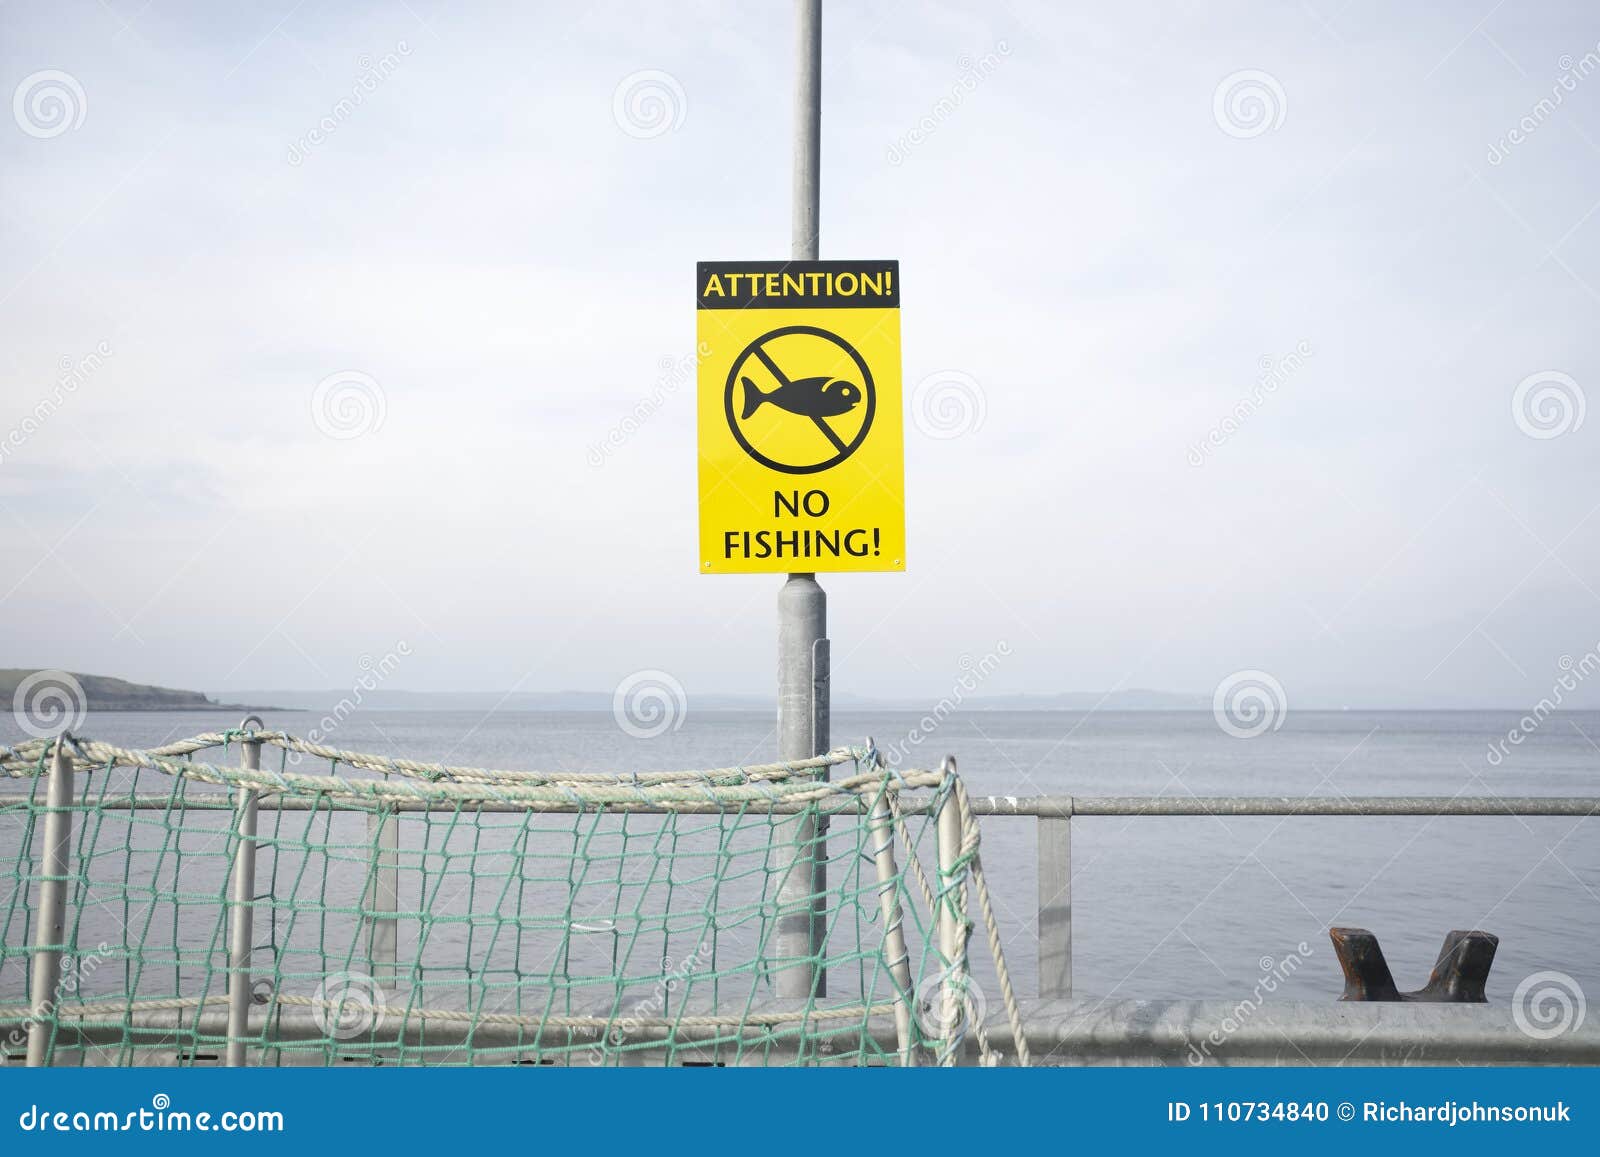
<box><xmin>723</xmin><ymin>325</ymin><xmax>876</xmax><ymax>475</ymax></box>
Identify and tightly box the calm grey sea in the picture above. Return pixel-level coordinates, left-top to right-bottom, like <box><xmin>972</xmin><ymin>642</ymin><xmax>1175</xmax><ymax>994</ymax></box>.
<box><xmin>9</xmin><ymin>706</ymin><xmax>1591</xmax><ymax>1011</ymax></box>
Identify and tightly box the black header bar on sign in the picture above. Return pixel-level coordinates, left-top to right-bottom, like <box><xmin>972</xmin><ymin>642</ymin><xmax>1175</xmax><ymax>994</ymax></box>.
<box><xmin>697</xmin><ymin>260</ymin><xmax>900</xmax><ymax>310</ymax></box>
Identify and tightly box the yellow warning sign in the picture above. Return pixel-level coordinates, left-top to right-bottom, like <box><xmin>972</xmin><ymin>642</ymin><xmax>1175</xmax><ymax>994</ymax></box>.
<box><xmin>697</xmin><ymin>260</ymin><xmax>904</xmax><ymax>574</ymax></box>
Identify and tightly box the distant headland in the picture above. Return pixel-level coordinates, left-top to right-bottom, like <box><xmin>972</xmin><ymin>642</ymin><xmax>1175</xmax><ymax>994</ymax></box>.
<box><xmin>0</xmin><ymin>670</ymin><xmax>270</xmax><ymax>713</ymax></box>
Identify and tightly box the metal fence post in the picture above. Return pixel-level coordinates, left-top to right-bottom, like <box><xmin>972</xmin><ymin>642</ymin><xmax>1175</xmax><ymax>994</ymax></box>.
<box><xmin>26</xmin><ymin>736</ymin><xmax>75</xmax><ymax>1067</ymax></box>
<box><xmin>867</xmin><ymin>783</ymin><xmax>916</xmax><ymax>1066</ymax></box>
<box><xmin>935</xmin><ymin>759</ymin><xmax>965</xmax><ymax>1066</ymax></box>
<box><xmin>1037</xmin><ymin>813</ymin><xmax>1072</xmax><ymax>998</ymax></box>
<box><xmin>226</xmin><ymin>728</ymin><xmax>261</xmax><ymax>1066</ymax></box>
<box><xmin>366</xmin><ymin>807</ymin><xmax>398</xmax><ymax>986</ymax></box>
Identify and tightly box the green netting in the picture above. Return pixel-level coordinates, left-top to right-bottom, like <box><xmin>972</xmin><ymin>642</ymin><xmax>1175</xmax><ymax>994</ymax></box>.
<box><xmin>0</xmin><ymin>731</ymin><xmax>1022</xmax><ymax>1067</ymax></box>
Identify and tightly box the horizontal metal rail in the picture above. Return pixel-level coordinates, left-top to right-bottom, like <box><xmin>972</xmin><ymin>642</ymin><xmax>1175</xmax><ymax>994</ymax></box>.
<box><xmin>8</xmin><ymin>1000</ymin><xmax>1596</xmax><ymax>1067</ymax></box>
<box><xmin>969</xmin><ymin>795</ymin><xmax>1600</xmax><ymax>817</ymax></box>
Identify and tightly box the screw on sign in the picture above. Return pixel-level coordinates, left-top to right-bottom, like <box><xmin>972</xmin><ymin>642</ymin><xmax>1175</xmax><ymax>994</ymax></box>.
<box><xmin>696</xmin><ymin>260</ymin><xmax>905</xmax><ymax>574</ymax></box>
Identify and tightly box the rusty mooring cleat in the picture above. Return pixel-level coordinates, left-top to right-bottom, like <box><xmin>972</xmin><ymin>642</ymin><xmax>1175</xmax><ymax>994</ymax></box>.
<box><xmin>1329</xmin><ymin>926</ymin><xmax>1498</xmax><ymax>1002</ymax></box>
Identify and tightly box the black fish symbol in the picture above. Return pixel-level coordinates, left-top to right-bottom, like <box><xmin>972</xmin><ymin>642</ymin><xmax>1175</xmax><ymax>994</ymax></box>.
<box><xmin>741</xmin><ymin>376</ymin><xmax>861</xmax><ymax>421</ymax></box>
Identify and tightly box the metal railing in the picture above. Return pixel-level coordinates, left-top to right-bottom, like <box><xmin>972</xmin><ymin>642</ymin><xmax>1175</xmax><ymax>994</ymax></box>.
<box><xmin>956</xmin><ymin>793</ymin><xmax>1599</xmax><ymax>1000</ymax></box>
<box><xmin>4</xmin><ymin>748</ymin><xmax>1596</xmax><ymax>1066</ymax></box>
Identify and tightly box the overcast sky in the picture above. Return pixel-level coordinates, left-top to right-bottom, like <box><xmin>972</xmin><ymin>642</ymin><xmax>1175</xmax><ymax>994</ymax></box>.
<box><xmin>2</xmin><ymin>1</ymin><xmax>1598</xmax><ymax>709</ymax></box>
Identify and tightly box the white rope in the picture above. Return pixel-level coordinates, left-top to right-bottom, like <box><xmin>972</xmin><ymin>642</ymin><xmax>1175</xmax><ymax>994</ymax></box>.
<box><xmin>0</xmin><ymin>736</ymin><xmax>946</xmax><ymax>810</ymax></box>
<box><xmin>953</xmin><ymin>777</ymin><xmax>1031</xmax><ymax>1067</ymax></box>
<box><xmin>0</xmin><ymin>993</ymin><xmax>894</xmax><ymax>1031</ymax></box>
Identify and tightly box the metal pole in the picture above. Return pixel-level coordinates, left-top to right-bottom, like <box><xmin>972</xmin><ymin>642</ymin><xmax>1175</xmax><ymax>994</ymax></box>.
<box><xmin>791</xmin><ymin>0</ymin><xmax>821</xmax><ymax>261</ymax></box>
<box><xmin>774</xmin><ymin>0</ymin><xmax>830</xmax><ymax>1002</ymax></box>
<box><xmin>46</xmin><ymin>999</ymin><xmax>1600</xmax><ymax>1066</ymax></box>
<box><xmin>867</xmin><ymin>785</ymin><xmax>916</xmax><ymax>1065</ymax></box>
<box><xmin>775</xmin><ymin>580</ymin><xmax>828</xmax><ymax>998</ymax></box>
<box><xmin>366</xmin><ymin>807</ymin><xmax>398</xmax><ymax>986</ymax></box>
<box><xmin>226</xmin><ymin>729</ymin><xmax>261</xmax><ymax>1066</ymax></box>
<box><xmin>935</xmin><ymin>759</ymin><xmax>965</xmax><ymax>1067</ymax></box>
<box><xmin>1037</xmin><ymin>815</ymin><xmax>1072</xmax><ymax>998</ymax></box>
<box><xmin>26</xmin><ymin>736</ymin><xmax>75</xmax><ymax>1067</ymax></box>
